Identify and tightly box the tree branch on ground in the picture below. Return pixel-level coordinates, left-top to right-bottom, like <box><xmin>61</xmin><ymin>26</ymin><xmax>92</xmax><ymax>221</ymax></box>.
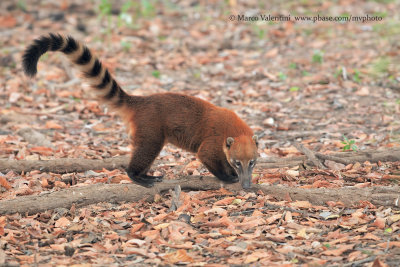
<box><xmin>0</xmin><ymin>176</ymin><xmax>399</xmax><ymax>215</ymax></box>
<box><xmin>292</xmin><ymin>140</ymin><xmax>326</xmax><ymax>169</ymax></box>
<box><xmin>1</xmin><ymin>148</ymin><xmax>400</xmax><ymax>174</ymax></box>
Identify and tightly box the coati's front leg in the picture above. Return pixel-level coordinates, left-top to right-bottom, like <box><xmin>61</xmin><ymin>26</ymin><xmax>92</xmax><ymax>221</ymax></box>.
<box><xmin>126</xmin><ymin>133</ymin><xmax>165</xmax><ymax>188</ymax></box>
<box><xmin>197</xmin><ymin>140</ymin><xmax>239</xmax><ymax>183</ymax></box>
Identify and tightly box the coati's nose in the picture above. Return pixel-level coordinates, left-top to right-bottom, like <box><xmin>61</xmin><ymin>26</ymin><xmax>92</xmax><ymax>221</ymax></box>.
<box><xmin>241</xmin><ymin>179</ymin><xmax>252</xmax><ymax>189</ymax></box>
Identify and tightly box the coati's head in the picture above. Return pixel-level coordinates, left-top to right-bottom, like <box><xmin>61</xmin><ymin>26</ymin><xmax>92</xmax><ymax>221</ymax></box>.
<box><xmin>224</xmin><ymin>135</ymin><xmax>258</xmax><ymax>189</ymax></box>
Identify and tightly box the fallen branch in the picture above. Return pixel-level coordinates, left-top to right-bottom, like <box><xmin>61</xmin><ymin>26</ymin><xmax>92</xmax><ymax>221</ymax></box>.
<box><xmin>261</xmin><ymin>147</ymin><xmax>400</xmax><ymax>168</ymax></box>
<box><xmin>0</xmin><ymin>176</ymin><xmax>399</xmax><ymax>215</ymax></box>
<box><xmin>292</xmin><ymin>141</ymin><xmax>326</xmax><ymax>169</ymax></box>
<box><xmin>0</xmin><ymin>157</ymin><xmax>130</xmax><ymax>174</ymax></box>
<box><xmin>2</xmin><ymin>148</ymin><xmax>400</xmax><ymax>174</ymax></box>
<box><xmin>315</xmin><ymin>153</ymin><xmax>353</xmax><ymax>165</ymax></box>
<box><xmin>316</xmin><ymin>148</ymin><xmax>400</xmax><ymax>165</ymax></box>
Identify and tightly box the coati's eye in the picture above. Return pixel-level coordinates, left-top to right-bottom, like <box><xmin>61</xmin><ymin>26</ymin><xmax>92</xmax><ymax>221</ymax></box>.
<box><xmin>233</xmin><ymin>160</ymin><xmax>241</xmax><ymax>168</ymax></box>
<box><xmin>249</xmin><ymin>160</ymin><xmax>256</xmax><ymax>167</ymax></box>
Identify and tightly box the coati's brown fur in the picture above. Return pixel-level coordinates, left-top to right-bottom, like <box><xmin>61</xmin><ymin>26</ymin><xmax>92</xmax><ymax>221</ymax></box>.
<box><xmin>22</xmin><ymin>33</ymin><xmax>258</xmax><ymax>188</ymax></box>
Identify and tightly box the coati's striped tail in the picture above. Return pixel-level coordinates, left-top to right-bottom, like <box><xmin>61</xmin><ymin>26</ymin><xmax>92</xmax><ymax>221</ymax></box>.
<box><xmin>22</xmin><ymin>33</ymin><xmax>128</xmax><ymax>106</ymax></box>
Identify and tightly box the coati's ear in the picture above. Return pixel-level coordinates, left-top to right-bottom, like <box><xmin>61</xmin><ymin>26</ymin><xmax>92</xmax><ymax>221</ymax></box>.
<box><xmin>252</xmin><ymin>135</ymin><xmax>258</xmax><ymax>146</ymax></box>
<box><xmin>226</xmin><ymin>137</ymin><xmax>234</xmax><ymax>149</ymax></box>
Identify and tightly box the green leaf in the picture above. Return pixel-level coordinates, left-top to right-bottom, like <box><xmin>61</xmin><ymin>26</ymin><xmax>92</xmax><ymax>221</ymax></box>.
<box><xmin>353</xmin><ymin>69</ymin><xmax>361</xmax><ymax>83</ymax></box>
<box><xmin>152</xmin><ymin>70</ymin><xmax>161</xmax><ymax>78</ymax></box>
<box><xmin>99</xmin><ymin>0</ymin><xmax>112</xmax><ymax>16</ymax></box>
<box><xmin>278</xmin><ymin>72</ymin><xmax>287</xmax><ymax>81</ymax></box>
<box><xmin>312</xmin><ymin>50</ymin><xmax>324</xmax><ymax>64</ymax></box>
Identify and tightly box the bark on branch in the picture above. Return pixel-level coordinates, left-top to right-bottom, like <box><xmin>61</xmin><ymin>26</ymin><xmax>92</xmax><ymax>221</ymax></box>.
<box><xmin>2</xmin><ymin>148</ymin><xmax>400</xmax><ymax>174</ymax></box>
<box><xmin>0</xmin><ymin>176</ymin><xmax>399</xmax><ymax>215</ymax></box>
<box><xmin>0</xmin><ymin>157</ymin><xmax>130</xmax><ymax>174</ymax></box>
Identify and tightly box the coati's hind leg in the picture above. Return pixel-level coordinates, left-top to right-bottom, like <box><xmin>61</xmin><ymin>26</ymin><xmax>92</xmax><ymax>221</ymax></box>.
<box><xmin>126</xmin><ymin>132</ymin><xmax>165</xmax><ymax>188</ymax></box>
<box><xmin>197</xmin><ymin>140</ymin><xmax>238</xmax><ymax>183</ymax></box>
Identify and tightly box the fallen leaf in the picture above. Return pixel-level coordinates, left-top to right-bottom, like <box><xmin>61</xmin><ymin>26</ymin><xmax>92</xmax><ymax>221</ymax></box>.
<box><xmin>163</xmin><ymin>249</ymin><xmax>194</xmax><ymax>264</ymax></box>
<box><xmin>226</xmin><ymin>245</ymin><xmax>246</xmax><ymax>252</ymax></box>
<box><xmin>55</xmin><ymin>217</ymin><xmax>71</xmax><ymax>228</ymax></box>
<box><xmin>369</xmin><ymin>258</ymin><xmax>389</xmax><ymax>267</ymax></box>
<box><xmin>264</xmin><ymin>47</ymin><xmax>279</xmax><ymax>58</ymax></box>
<box><xmin>372</xmin><ymin>217</ymin><xmax>386</xmax><ymax>229</ymax></box>
<box><xmin>214</xmin><ymin>197</ymin><xmax>235</xmax><ymax>206</ymax></box>
<box><xmin>297</xmin><ymin>228</ymin><xmax>308</xmax><ymax>239</ymax></box>
<box><xmin>54</xmin><ymin>181</ymin><xmax>67</xmax><ymax>188</ymax></box>
<box><xmin>0</xmin><ymin>177</ymin><xmax>11</xmax><ymax>190</ymax></box>
<box><xmin>235</xmin><ymin>218</ymin><xmax>265</xmax><ymax>230</ymax></box>
<box><xmin>362</xmin><ymin>233</ymin><xmax>380</xmax><ymax>241</ymax></box>
<box><xmin>110</xmin><ymin>210</ymin><xmax>127</xmax><ymax>218</ymax></box>
<box><xmin>204</xmin><ymin>216</ymin><xmax>234</xmax><ymax>228</ymax></box>
<box><xmin>126</xmin><ymin>239</ymin><xmax>147</xmax><ymax>247</ymax></box>
<box><xmin>0</xmin><ymin>15</ymin><xmax>17</xmax><ymax>28</ymax></box>
<box><xmin>377</xmin><ymin>241</ymin><xmax>400</xmax><ymax>249</ymax></box>
<box><xmin>203</xmin><ymin>207</ymin><xmax>228</xmax><ymax>216</ymax></box>
<box><xmin>266</xmin><ymin>214</ymin><xmax>282</xmax><ymax>224</ymax></box>
<box><xmin>244</xmin><ymin>251</ymin><xmax>271</xmax><ymax>264</ymax></box>
<box><xmin>154</xmin><ymin>223</ymin><xmax>170</xmax><ymax>230</ymax></box>
<box><xmin>45</xmin><ymin>121</ymin><xmax>63</xmax><ymax>129</ymax></box>
<box><xmin>322</xmin><ymin>244</ymin><xmax>354</xmax><ymax>256</ymax></box>
<box><xmin>9</xmin><ymin>92</ymin><xmax>21</xmax><ymax>103</ymax></box>
<box><xmin>30</xmin><ymin>146</ymin><xmax>53</xmax><ymax>156</ymax></box>
<box><xmin>290</xmin><ymin>200</ymin><xmax>312</xmax><ymax>209</ymax></box>
<box><xmin>388</xmin><ymin>214</ymin><xmax>400</xmax><ymax>224</ymax></box>
<box><xmin>286</xmin><ymin>170</ymin><xmax>299</xmax><ymax>178</ymax></box>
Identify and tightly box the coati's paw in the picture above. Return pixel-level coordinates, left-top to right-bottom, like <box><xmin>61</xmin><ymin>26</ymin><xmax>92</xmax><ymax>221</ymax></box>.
<box><xmin>127</xmin><ymin>172</ymin><xmax>164</xmax><ymax>188</ymax></box>
<box><xmin>151</xmin><ymin>175</ymin><xmax>164</xmax><ymax>182</ymax></box>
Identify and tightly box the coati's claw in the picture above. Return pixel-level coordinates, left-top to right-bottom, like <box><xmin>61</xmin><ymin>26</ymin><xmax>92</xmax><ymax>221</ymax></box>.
<box><xmin>127</xmin><ymin>172</ymin><xmax>164</xmax><ymax>188</ymax></box>
<box><xmin>152</xmin><ymin>175</ymin><xmax>164</xmax><ymax>182</ymax></box>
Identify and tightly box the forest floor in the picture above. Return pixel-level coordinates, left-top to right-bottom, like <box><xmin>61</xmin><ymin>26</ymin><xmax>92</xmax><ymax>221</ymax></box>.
<box><xmin>1</xmin><ymin>0</ymin><xmax>400</xmax><ymax>266</ymax></box>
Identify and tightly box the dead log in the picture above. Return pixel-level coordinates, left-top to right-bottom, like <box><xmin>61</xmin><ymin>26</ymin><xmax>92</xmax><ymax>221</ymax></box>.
<box><xmin>2</xmin><ymin>147</ymin><xmax>400</xmax><ymax>174</ymax></box>
<box><xmin>0</xmin><ymin>176</ymin><xmax>399</xmax><ymax>215</ymax></box>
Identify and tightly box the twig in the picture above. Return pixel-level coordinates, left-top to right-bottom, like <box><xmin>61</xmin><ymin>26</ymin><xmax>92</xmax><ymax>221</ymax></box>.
<box><xmin>315</xmin><ymin>153</ymin><xmax>353</xmax><ymax>165</ymax></box>
<box><xmin>169</xmin><ymin>185</ymin><xmax>182</xmax><ymax>211</ymax></box>
<box><xmin>342</xmin><ymin>256</ymin><xmax>376</xmax><ymax>267</ymax></box>
<box><xmin>292</xmin><ymin>141</ymin><xmax>326</xmax><ymax>169</ymax></box>
<box><xmin>277</xmin><ymin>210</ymin><xmax>286</xmax><ymax>227</ymax></box>
<box><xmin>384</xmin><ymin>237</ymin><xmax>391</xmax><ymax>253</ymax></box>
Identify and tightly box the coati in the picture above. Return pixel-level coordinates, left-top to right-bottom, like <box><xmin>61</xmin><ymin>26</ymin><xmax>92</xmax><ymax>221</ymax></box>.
<box><xmin>22</xmin><ymin>33</ymin><xmax>258</xmax><ymax>188</ymax></box>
